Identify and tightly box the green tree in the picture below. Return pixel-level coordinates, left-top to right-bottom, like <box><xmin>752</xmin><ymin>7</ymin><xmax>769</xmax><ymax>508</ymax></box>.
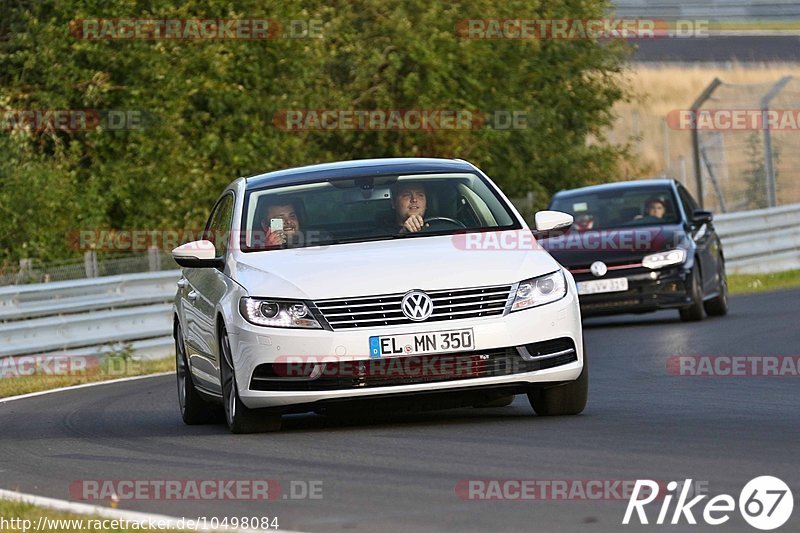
<box><xmin>0</xmin><ymin>0</ymin><xmax>632</xmax><ymax>265</ymax></box>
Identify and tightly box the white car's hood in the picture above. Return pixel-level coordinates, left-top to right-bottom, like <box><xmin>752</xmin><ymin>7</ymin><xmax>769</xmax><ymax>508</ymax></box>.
<box><xmin>230</xmin><ymin>233</ymin><xmax>561</xmax><ymax>300</ymax></box>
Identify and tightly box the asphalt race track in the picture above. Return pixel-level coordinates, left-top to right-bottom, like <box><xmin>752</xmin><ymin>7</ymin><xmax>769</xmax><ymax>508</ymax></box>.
<box><xmin>632</xmin><ymin>35</ymin><xmax>800</xmax><ymax>62</ymax></box>
<box><xmin>1</xmin><ymin>289</ymin><xmax>798</xmax><ymax>532</ymax></box>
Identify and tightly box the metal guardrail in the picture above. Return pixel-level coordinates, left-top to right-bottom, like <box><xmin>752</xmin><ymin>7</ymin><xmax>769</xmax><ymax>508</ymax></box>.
<box><xmin>0</xmin><ymin>271</ymin><xmax>180</xmax><ymax>360</ymax></box>
<box><xmin>0</xmin><ymin>204</ymin><xmax>798</xmax><ymax>360</ymax></box>
<box><xmin>714</xmin><ymin>203</ymin><xmax>800</xmax><ymax>274</ymax></box>
<box><xmin>613</xmin><ymin>0</ymin><xmax>800</xmax><ymax>20</ymax></box>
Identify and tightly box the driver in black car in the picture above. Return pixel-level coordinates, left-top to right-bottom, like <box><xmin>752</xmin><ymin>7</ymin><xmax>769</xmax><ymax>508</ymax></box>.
<box><xmin>390</xmin><ymin>181</ymin><xmax>428</xmax><ymax>233</ymax></box>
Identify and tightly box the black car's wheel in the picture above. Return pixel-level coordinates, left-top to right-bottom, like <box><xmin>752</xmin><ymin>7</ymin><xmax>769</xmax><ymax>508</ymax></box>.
<box><xmin>679</xmin><ymin>267</ymin><xmax>705</xmax><ymax>322</ymax></box>
<box><xmin>704</xmin><ymin>258</ymin><xmax>728</xmax><ymax>317</ymax></box>
<box><xmin>220</xmin><ymin>327</ymin><xmax>282</xmax><ymax>434</ymax></box>
<box><xmin>527</xmin><ymin>350</ymin><xmax>588</xmax><ymax>416</ymax></box>
<box><xmin>176</xmin><ymin>323</ymin><xmax>218</xmax><ymax>425</ymax></box>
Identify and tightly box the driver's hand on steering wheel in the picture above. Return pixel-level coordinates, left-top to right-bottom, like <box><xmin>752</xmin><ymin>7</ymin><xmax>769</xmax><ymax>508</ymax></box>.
<box><xmin>401</xmin><ymin>214</ymin><xmax>426</xmax><ymax>233</ymax></box>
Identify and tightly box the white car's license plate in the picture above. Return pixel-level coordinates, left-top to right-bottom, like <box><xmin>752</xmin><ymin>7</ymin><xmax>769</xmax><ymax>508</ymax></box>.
<box><xmin>369</xmin><ymin>328</ymin><xmax>474</xmax><ymax>358</ymax></box>
<box><xmin>577</xmin><ymin>277</ymin><xmax>629</xmax><ymax>295</ymax></box>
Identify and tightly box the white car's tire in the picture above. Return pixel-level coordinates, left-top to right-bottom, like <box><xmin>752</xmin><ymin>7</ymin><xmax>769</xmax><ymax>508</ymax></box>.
<box><xmin>527</xmin><ymin>351</ymin><xmax>588</xmax><ymax>416</ymax></box>
<box><xmin>220</xmin><ymin>328</ymin><xmax>282</xmax><ymax>434</ymax></box>
<box><xmin>176</xmin><ymin>323</ymin><xmax>219</xmax><ymax>425</ymax></box>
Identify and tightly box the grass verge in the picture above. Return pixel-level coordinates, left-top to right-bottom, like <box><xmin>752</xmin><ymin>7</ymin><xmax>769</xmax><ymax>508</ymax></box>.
<box><xmin>727</xmin><ymin>269</ymin><xmax>800</xmax><ymax>295</ymax></box>
<box><xmin>0</xmin><ymin>355</ymin><xmax>174</xmax><ymax>399</ymax></box>
<box><xmin>0</xmin><ymin>499</ymin><xmax>191</xmax><ymax>532</ymax></box>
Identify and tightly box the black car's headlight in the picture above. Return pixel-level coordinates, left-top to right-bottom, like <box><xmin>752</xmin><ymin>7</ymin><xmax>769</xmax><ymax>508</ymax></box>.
<box><xmin>510</xmin><ymin>270</ymin><xmax>567</xmax><ymax>312</ymax></box>
<box><xmin>642</xmin><ymin>249</ymin><xmax>687</xmax><ymax>269</ymax></box>
<box><xmin>239</xmin><ymin>298</ymin><xmax>322</xmax><ymax>329</ymax></box>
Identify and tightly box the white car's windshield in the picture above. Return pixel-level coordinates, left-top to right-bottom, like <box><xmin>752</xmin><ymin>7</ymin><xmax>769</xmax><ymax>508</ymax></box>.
<box><xmin>240</xmin><ymin>173</ymin><xmax>520</xmax><ymax>250</ymax></box>
<box><xmin>549</xmin><ymin>187</ymin><xmax>681</xmax><ymax>231</ymax></box>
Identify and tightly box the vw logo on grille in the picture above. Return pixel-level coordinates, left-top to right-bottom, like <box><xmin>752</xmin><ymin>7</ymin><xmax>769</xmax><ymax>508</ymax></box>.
<box><xmin>401</xmin><ymin>290</ymin><xmax>433</xmax><ymax>321</ymax></box>
<box><xmin>590</xmin><ymin>261</ymin><xmax>608</xmax><ymax>277</ymax></box>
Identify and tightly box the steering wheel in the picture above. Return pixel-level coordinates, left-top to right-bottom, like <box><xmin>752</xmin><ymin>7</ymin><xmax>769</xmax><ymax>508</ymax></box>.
<box><xmin>422</xmin><ymin>216</ymin><xmax>467</xmax><ymax>230</ymax></box>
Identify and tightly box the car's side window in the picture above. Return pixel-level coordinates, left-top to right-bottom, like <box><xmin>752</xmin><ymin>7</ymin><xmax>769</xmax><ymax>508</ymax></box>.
<box><xmin>677</xmin><ymin>185</ymin><xmax>699</xmax><ymax>218</ymax></box>
<box><xmin>205</xmin><ymin>193</ymin><xmax>235</xmax><ymax>257</ymax></box>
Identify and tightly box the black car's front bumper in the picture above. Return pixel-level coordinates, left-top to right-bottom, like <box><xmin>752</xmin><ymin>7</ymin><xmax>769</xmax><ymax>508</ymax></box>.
<box><xmin>573</xmin><ymin>266</ymin><xmax>693</xmax><ymax>316</ymax></box>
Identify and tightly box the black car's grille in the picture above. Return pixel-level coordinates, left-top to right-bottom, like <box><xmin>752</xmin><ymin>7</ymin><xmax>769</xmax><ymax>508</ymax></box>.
<box><xmin>313</xmin><ymin>285</ymin><xmax>513</xmax><ymax>330</ymax></box>
<box><xmin>249</xmin><ymin>338</ymin><xmax>577</xmax><ymax>391</ymax></box>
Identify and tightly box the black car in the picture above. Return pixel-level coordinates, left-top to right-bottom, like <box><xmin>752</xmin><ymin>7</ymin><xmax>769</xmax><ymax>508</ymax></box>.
<box><xmin>542</xmin><ymin>179</ymin><xmax>728</xmax><ymax>321</ymax></box>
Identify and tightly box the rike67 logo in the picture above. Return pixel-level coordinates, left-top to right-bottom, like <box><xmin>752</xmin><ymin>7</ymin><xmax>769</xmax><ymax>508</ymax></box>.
<box><xmin>623</xmin><ymin>476</ymin><xmax>793</xmax><ymax>530</ymax></box>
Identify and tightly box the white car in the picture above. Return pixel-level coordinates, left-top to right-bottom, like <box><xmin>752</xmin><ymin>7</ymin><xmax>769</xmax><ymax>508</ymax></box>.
<box><xmin>172</xmin><ymin>158</ymin><xmax>586</xmax><ymax>433</ymax></box>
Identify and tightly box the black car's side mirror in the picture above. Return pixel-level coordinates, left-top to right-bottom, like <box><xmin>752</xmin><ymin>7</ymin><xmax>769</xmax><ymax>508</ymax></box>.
<box><xmin>691</xmin><ymin>210</ymin><xmax>713</xmax><ymax>226</ymax></box>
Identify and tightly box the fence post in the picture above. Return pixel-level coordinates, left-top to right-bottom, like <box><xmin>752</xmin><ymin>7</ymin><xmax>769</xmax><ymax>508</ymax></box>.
<box><xmin>690</xmin><ymin>78</ymin><xmax>723</xmax><ymax>208</ymax></box>
<box><xmin>84</xmin><ymin>250</ymin><xmax>98</xmax><ymax>278</ymax></box>
<box><xmin>760</xmin><ymin>76</ymin><xmax>793</xmax><ymax>208</ymax></box>
<box><xmin>662</xmin><ymin>118</ymin><xmax>670</xmax><ymax>173</ymax></box>
<box><xmin>700</xmin><ymin>146</ymin><xmax>727</xmax><ymax>213</ymax></box>
<box><xmin>16</xmin><ymin>258</ymin><xmax>33</xmax><ymax>284</ymax></box>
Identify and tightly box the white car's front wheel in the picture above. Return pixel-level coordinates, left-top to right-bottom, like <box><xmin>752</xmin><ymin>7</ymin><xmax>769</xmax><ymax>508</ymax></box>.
<box><xmin>220</xmin><ymin>327</ymin><xmax>282</xmax><ymax>434</ymax></box>
<box><xmin>176</xmin><ymin>323</ymin><xmax>219</xmax><ymax>425</ymax></box>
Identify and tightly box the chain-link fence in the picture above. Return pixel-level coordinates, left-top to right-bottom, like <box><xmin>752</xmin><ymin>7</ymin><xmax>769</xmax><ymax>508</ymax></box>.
<box><xmin>0</xmin><ymin>248</ymin><xmax>178</xmax><ymax>286</ymax></box>
<box><xmin>690</xmin><ymin>76</ymin><xmax>800</xmax><ymax>213</ymax></box>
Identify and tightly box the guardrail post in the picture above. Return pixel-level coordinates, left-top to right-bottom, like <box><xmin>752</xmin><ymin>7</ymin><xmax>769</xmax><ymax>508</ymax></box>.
<box><xmin>147</xmin><ymin>246</ymin><xmax>162</xmax><ymax>272</ymax></box>
<box><xmin>84</xmin><ymin>250</ymin><xmax>98</xmax><ymax>278</ymax></box>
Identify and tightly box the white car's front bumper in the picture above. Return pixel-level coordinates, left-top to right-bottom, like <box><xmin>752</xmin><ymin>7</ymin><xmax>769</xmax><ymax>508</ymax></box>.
<box><xmin>229</xmin><ymin>287</ymin><xmax>583</xmax><ymax>409</ymax></box>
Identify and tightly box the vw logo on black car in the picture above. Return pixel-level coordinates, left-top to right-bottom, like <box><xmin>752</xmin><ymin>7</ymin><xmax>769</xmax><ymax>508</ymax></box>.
<box><xmin>590</xmin><ymin>261</ymin><xmax>608</xmax><ymax>277</ymax></box>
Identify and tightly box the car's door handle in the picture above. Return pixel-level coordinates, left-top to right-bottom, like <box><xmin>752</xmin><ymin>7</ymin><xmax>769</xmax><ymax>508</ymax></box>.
<box><xmin>177</xmin><ymin>278</ymin><xmax>188</xmax><ymax>289</ymax></box>
<box><xmin>187</xmin><ymin>290</ymin><xmax>198</xmax><ymax>302</ymax></box>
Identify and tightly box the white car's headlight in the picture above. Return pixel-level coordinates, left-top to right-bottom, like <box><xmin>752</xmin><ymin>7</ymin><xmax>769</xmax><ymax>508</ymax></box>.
<box><xmin>642</xmin><ymin>249</ymin><xmax>686</xmax><ymax>269</ymax></box>
<box><xmin>510</xmin><ymin>270</ymin><xmax>567</xmax><ymax>312</ymax></box>
<box><xmin>239</xmin><ymin>298</ymin><xmax>322</xmax><ymax>329</ymax></box>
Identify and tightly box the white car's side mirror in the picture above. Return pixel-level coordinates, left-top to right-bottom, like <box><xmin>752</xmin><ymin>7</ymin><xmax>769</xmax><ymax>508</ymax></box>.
<box><xmin>172</xmin><ymin>240</ymin><xmax>222</xmax><ymax>269</ymax></box>
<box><xmin>534</xmin><ymin>210</ymin><xmax>573</xmax><ymax>232</ymax></box>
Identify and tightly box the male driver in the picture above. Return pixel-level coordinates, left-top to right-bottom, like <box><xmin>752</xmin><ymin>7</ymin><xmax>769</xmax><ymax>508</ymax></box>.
<box><xmin>634</xmin><ymin>197</ymin><xmax>667</xmax><ymax>223</ymax></box>
<box><xmin>391</xmin><ymin>182</ymin><xmax>428</xmax><ymax>233</ymax></box>
<box><xmin>643</xmin><ymin>197</ymin><xmax>666</xmax><ymax>219</ymax></box>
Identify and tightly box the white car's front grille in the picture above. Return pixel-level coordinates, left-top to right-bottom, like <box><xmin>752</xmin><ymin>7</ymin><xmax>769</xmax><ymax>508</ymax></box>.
<box><xmin>314</xmin><ymin>285</ymin><xmax>514</xmax><ymax>330</ymax></box>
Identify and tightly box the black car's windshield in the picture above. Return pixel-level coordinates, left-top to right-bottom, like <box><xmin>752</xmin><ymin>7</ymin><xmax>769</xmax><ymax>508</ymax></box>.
<box><xmin>550</xmin><ymin>187</ymin><xmax>680</xmax><ymax>231</ymax></box>
<box><xmin>240</xmin><ymin>172</ymin><xmax>519</xmax><ymax>250</ymax></box>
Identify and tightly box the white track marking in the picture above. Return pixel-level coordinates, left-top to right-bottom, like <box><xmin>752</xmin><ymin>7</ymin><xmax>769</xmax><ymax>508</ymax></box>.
<box><xmin>0</xmin><ymin>372</ymin><xmax>172</xmax><ymax>405</ymax></box>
